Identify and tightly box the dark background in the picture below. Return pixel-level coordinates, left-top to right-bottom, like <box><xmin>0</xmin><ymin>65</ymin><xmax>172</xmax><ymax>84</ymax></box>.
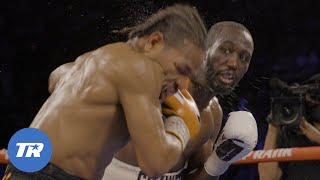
<box><xmin>1</xmin><ymin>0</ymin><xmax>319</xmax><ymax>179</ymax></box>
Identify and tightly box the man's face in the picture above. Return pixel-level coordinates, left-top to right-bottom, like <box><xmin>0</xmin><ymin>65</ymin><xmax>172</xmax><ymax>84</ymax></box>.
<box><xmin>159</xmin><ymin>41</ymin><xmax>204</xmax><ymax>101</ymax></box>
<box><xmin>205</xmin><ymin>28</ymin><xmax>254</xmax><ymax>95</ymax></box>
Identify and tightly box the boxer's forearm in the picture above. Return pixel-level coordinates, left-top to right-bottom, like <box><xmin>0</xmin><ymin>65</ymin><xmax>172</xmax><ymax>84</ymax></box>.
<box><xmin>121</xmin><ymin>97</ymin><xmax>186</xmax><ymax>177</ymax></box>
<box><xmin>136</xmin><ymin>133</ymin><xmax>183</xmax><ymax>178</ymax></box>
<box><xmin>185</xmin><ymin>167</ymin><xmax>219</xmax><ymax>180</ymax></box>
<box><xmin>129</xmin><ymin>115</ymin><xmax>185</xmax><ymax>177</ymax></box>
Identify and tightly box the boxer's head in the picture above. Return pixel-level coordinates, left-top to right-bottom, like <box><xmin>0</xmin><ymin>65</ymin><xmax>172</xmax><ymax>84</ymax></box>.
<box><xmin>200</xmin><ymin>21</ymin><xmax>254</xmax><ymax>95</ymax></box>
<box><xmin>128</xmin><ymin>4</ymin><xmax>207</xmax><ymax>99</ymax></box>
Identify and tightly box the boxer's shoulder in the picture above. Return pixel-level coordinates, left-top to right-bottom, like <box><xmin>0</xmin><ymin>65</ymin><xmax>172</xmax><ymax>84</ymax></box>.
<box><xmin>94</xmin><ymin>42</ymin><xmax>132</xmax><ymax>59</ymax></box>
<box><xmin>98</xmin><ymin>42</ymin><xmax>141</xmax><ymax>59</ymax></box>
<box><xmin>99</xmin><ymin>43</ymin><xmax>163</xmax><ymax>93</ymax></box>
<box><xmin>98</xmin><ymin>43</ymin><xmax>162</xmax><ymax>73</ymax></box>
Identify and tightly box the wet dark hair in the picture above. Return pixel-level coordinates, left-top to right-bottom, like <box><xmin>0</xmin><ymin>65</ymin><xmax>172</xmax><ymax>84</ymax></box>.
<box><xmin>128</xmin><ymin>4</ymin><xmax>207</xmax><ymax>50</ymax></box>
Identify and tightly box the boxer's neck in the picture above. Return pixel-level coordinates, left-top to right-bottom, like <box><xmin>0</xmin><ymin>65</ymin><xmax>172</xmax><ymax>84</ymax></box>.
<box><xmin>127</xmin><ymin>38</ymin><xmax>144</xmax><ymax>52</ymax></box>
<box><xmin>127</xmin><ymin>38</ymin><xmax>165</xmax><ymax>75</ymax></box>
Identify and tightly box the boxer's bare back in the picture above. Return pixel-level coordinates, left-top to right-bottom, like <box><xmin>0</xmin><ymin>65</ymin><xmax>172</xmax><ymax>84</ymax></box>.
<box><xmin>30</xmin><ymin>42</ymin><xmax>202</xmax><ymax>179</ymax></box>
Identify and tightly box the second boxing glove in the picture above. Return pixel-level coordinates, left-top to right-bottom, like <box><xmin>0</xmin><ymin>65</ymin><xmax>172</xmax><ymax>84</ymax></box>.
<box><xmin>204</xmin><ymin>111</ymin><xmax>258</xmax><ymax>176</ymax></box>
<box><xmin>162</xmin><ymin>89</ymin><xmax>201</xmax><ymax>139</ymax></box>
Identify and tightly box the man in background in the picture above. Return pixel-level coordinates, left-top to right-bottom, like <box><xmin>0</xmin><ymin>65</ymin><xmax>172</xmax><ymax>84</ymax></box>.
<box><xmin>259</xmin><ymin>74</ymin><xmax>320</xmax><ymax>180</ymax></box>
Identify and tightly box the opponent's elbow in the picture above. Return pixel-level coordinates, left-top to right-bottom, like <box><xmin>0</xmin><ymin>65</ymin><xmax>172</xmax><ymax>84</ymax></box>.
<box><xmin>48</xmin><ymin>71</ymin><xmax>58</xmax><ymax>93</ymax></box>
<box><xmin>48</xmin><ymin>81</ymin><xmax>55</xmax><ymax>93</ymax></box>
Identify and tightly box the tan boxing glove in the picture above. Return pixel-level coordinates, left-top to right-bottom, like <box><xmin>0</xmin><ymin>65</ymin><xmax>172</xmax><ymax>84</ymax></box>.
<box><xmin>162</xmin><ymin>89</ymin><xmax>201</xmax><ymax>142</ymax></box>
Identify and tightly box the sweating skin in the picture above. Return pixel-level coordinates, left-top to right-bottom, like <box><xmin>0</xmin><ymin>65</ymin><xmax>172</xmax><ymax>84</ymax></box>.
<box><xmin>30</xmin><ymin>34</ymin><xmax>204</xmax><ymax>179</ymax></box>
<box><xmin>112</xmin><ymin>23</ymin><xmax>254</xmax><ymax>179</ymax></box>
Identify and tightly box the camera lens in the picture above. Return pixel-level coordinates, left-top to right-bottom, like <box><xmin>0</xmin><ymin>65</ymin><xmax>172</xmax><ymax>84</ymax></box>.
<box><xmin>281</xmin><ymin>106</ymin><xmax>295</xmax><ymax>118</ymax></box>
<box><xmin>277</xmin><ymin>102</ymin><xmax>299</xmax><ymax>123</ymax></box>
<box><xmin>272</xmin><ymin>96</ymin><xmax>303</xmax><ymax>126</ymax></box>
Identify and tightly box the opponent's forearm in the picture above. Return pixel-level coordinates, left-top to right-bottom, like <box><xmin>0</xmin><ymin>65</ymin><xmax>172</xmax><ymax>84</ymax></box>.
<box><xmin>48</xmin><ymin>62</ymin><xmax>75</xmax><ymax>93</ymax></box>
<box><xmin>185</xmin><ymin>167</ymin><xmax>219</xmax><ymax>180</ymax></box>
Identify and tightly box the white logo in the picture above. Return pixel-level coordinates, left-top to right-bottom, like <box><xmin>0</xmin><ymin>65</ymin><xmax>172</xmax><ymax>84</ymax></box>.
<box><xmin>16</xmin><ymin>143</ymin><xmax>44</xmax><ymax>158</ymax></box>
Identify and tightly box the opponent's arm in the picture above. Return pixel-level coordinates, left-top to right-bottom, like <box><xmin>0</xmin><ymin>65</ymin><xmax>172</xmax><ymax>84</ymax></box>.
<box><xmin>118</xmin><ymin>62</ymin><xmax>193</xmax><ymax>178</ymax></box>
<box><xmin>208</xmin><ymin>98</ymin><xmax>223</xmax><ymax>145</ymax></box>
<box><xmin>184</xmin><ymin>98</ymin><xmax>223</xmax><ymax>180</ymax></box>
<box><xmin>185</xmin><ymin>140</ymin><xmax>217</xmax><ymax>180</ymax></box>
<box><xmin>48</xmin><ymin>62</ymin><xmax>74</xmax><ymax>93</ymax></box>
<box><xmin>186</xmin><ymin>111</ymin><xmax>258</xmax><ymax>180</ymax></box>
<box><xmin>258</xmin><ymin>120</ymin><xmax>282</xmax><ymax>180</ymax></box>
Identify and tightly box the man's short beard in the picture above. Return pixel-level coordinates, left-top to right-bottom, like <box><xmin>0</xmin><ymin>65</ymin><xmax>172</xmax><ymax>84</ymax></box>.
<box><xmin>206</xmin><ymin>61</ymin><xmax>234</xmax><ymax>95</ymax></box>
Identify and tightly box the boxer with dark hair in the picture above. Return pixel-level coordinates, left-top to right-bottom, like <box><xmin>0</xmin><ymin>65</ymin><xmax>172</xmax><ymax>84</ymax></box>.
<box><xmin>3</xmin><ymin>4</ymin><xmax>207</xmax><ymax>180</ymax></box>
<box><xmin>103</xmin><ymin>21</ymin><xmax>258</xmax><ymax>180</ymax></box>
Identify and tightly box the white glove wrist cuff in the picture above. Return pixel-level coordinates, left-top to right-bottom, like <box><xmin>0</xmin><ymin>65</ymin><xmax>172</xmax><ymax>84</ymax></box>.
<box><xmin>204</xmin><ymin>151</ymin><xmax>230</xmax><ymax>176</ymax></box>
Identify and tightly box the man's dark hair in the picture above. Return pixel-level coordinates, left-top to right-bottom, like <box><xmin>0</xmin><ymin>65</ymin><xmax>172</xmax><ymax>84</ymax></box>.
<box><xmin>206</xmin><ymin>21</ymin><xmax>253</xmax><ymax>49</ymax></box>
<box><xmin>128</xmin><ymin>4</ymin><xmax>207</xmax><ymax>50</ymax></box>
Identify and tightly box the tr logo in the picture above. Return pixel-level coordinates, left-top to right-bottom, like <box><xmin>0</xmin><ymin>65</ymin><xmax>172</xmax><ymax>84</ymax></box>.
<box><xmin>16</xmin><ymin>143</ymin><xmax>44</xmax><ymax>158</ymax></box>
<box><xmin>8</xmin><ymin>128</ymin><xmax>52</xmax><ymax>172</ymax></box>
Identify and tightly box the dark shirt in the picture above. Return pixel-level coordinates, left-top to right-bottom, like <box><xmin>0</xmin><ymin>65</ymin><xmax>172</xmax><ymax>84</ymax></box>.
<box><xmin>277</xmin><ymin>127</ymin><xmax>320</xmax><ymax>180</ymax></box>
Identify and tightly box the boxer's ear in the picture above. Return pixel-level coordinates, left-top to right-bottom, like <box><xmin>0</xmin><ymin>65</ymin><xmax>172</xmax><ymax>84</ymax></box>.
<box><xmin>144</xmin><ymin>31</ymin><xmax>165</xmax><ymax>52</ymax></box>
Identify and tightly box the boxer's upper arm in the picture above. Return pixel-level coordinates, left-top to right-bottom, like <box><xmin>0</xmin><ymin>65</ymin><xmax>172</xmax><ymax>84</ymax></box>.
<box><xmin>117</xmin><ymin>61</ymin><xmax>181</xmax><ymax>176</ymax></box>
